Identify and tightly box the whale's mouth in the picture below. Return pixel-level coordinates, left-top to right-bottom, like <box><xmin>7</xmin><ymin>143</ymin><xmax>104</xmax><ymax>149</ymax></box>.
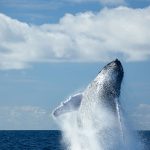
<box><xmin>109</xmin><ymin>59</ymin><xmax>122</xmax><ymax>70</ymax></box>
<box><xmin>103</xmin><ymin>59</ymin><xmax>123</xmax><ymax>73</ymax></box>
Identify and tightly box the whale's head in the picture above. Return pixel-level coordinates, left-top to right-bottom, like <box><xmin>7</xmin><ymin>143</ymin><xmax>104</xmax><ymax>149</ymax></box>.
<box><xmin>102</xmin><ymin>59</ymin><xmax>123</xmax><ymax>83</ymax></box>
<box><xmin>95</xmin><ymin>59</ymin><xmax>124</xmax><ymax>109</ymax></box>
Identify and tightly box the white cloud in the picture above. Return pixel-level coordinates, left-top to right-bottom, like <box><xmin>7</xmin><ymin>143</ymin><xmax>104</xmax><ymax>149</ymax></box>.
<box><xmin>0</xmin><ymin>106</ymin><xmax>52</xmax><ymax>130</ymax></box>
<box><xmin>0</xmin><ymin>6</ymin><xmax>150</xmax><ymax>69</ymax></box>
<box><xmin>131</xmin><ymin>104</ymin><xmax>150</xmax><ymax>130</ymax></box>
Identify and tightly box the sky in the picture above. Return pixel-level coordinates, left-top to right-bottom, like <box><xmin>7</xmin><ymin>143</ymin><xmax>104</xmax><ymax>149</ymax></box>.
<box><xmin>0</xmin><ymin>0</ymin><xmax>150</xmax><ymax>130</ymax></box>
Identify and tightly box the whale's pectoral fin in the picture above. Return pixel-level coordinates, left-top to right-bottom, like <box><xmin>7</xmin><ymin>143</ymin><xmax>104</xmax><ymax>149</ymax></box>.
<box><xmin>52</xmin><ymin>93</ymin><xmax>82</xmax><ymax>117</ymax></box>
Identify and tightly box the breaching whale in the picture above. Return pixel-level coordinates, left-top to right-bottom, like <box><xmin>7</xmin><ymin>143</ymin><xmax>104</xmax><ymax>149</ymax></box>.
<box><xmin>52</xmin><ymin>60</ymin><xmax>144</xmax><ymax>150</ymax></box>
<box><xmin>52</xmin><ymin>59</ymin><xmax>124</xmax><ymax>118</ymax></box>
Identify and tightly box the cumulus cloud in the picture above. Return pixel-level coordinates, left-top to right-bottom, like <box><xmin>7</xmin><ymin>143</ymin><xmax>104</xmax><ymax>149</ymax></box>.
<box><xmin>0</xmin><ymin>6</ymin><xmax>150</xmax><ymax>69</ymax></box>
<box><xmin>0</xmin><ymin>106</ymin><xmax>51</xmax><ymax>130</ymax></box>
<box><xmin>131</xmin><ymin>104</ymin><xmax>150</xmax><ymax>130</ymax></box>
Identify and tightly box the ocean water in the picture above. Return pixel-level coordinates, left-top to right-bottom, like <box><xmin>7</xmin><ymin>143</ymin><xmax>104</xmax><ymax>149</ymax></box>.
<box><xmin>0</xmin><ymin>130</ymin><xmax>149</xmax><ymax>150</ymax></box>
<box><xmin>0</xmin><ymin>130</ymin><xmax>63</xmax><ymax>150</ymax></box>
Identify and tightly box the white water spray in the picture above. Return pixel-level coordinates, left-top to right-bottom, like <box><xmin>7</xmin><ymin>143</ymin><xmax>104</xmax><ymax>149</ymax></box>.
<box><xmin>115</xmin><ymin>98</ymin><xmax>125</xmax><ymax>144</ymax></box>
<box><xmin>56</xmin><ymin>94</ymin><xmax>144</xmax><ymax>150</ymax></box>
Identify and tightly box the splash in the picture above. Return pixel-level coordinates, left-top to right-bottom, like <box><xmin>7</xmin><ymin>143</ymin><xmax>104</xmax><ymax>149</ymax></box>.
<box><xmin>56</xmin><ymin>94</ymin><xmax>144</xmax><ymax>150</ymax></box>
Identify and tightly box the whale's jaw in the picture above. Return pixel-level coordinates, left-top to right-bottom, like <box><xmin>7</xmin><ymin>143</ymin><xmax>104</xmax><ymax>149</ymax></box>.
<box><xmin>98</xmin><ymin>59</ymin><xmax>124</xmax><ymax>109</ymax></box>
<box><xmin>99</xmin><ymin>59</ymin><xmax>124</xmax><ymax>97</ymax></box>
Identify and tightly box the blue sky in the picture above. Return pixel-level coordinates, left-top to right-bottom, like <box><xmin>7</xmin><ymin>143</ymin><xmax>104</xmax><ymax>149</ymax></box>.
<box><xmin>0</xmin><ymin>0</ymin><xmax>150</xmax><ymax>130</ymax></box>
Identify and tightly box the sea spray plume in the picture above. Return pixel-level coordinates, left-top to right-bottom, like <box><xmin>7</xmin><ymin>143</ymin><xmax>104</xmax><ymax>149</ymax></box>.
<box><xmin>52</xmin><ymin>59</ymin><xmax>143</xmax><ymax>150</ymax></box>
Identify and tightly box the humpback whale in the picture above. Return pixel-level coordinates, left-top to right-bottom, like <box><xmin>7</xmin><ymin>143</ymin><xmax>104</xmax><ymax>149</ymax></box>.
<box><xmin>53</xmin><ymin>59</ymin><xmax>123</xmax><ymax>118</ymax></box>
<box><xmin>52</xmin><ymin>60</ymin><xmax>144</xmax><ymax>150</ymax></box>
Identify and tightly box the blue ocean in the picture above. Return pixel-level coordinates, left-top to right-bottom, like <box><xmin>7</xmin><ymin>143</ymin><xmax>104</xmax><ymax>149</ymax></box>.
<box><xmin>0</xmin><ymin>130</ymin><xmax>149</xmax><ymax>150</ymax></box>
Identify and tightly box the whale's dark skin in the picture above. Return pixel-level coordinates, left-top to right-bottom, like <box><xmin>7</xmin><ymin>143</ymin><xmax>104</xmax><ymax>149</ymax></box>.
<box><xmin>53</xmin><ymin>59</ymin><xmax>124</xmax><ymax>118</ymax></box>
<box><xmin>97</xmin><ymin>59</ymin><xmax>124</xmax><ymax>111</ymax></box>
